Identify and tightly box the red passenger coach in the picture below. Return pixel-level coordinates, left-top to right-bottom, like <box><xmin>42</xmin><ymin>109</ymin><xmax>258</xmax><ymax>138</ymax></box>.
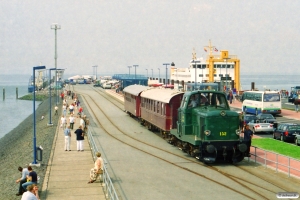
<box><xmin>140</xmin><ymin>88</ymin><xmax>184</xmax><ymax>133</ymax></box>
<box><xmin>123</xmin><ymin>85</ymin><xmax>150</xmax><ymax>117</ymax></box>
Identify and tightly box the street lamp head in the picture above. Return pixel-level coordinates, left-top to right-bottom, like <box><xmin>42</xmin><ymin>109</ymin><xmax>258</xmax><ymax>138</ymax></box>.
<box><xmin>51</xmin><ymin>23</ymin><xmax>61</xmax><ymax>29</ymax></box>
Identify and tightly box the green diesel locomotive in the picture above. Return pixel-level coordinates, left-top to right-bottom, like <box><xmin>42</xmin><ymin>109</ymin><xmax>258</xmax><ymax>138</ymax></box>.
<box><xmin>169</xmin><ymin>90</ymin><xmax>247</xmax><ymax>163</ymax></box>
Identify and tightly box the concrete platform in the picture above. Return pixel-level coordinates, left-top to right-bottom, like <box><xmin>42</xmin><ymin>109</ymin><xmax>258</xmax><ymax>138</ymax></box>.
<box><xmin>40</xmin><ymin>100</ymin><xmax>106</xmax><ymax>200</ymax></box>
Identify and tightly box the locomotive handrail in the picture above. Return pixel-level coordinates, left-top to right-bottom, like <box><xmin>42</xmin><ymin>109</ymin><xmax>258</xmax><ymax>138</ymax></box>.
<box><xmin>248</xmin><ymin>146</ymin><xmax>300</xmax><ymax>178</ymax></box>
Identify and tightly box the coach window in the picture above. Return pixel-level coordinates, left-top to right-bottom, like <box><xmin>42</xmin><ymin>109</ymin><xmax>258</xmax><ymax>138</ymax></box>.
<box><xmin>151</xmin><ymin>100</ymin><xmax>153</xmax><ymax>111</ymax></box>
<box><xmin>161</xmin><ymin>103</ymin><xmax>164</xmax><ymax>115</ymax></box>
<box><xmin>157</xmin><ymin>102</ymin><xmax>160</xmax><ymax>113</ymax></box>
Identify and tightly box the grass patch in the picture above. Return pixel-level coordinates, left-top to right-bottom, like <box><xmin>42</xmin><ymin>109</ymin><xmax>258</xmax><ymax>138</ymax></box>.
<box><xmin>252</xmin><ymin>138</ymin><xmax>300</xmax><ymax>160</ymax></box>
<box><xmin>19</xmin><ymin>94</ymin><xmax>48</xmax><ymax>101</ymax></box>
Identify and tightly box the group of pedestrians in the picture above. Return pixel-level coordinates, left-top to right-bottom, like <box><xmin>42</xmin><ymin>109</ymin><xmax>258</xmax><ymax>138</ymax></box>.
<box><xmin>59</xmin><ymin>94</ymin><xmax>89</xmax><ymax>152</ymax></box>
<box><xmin>15</xmin><ymin>166</ymin><xmax>39</xmax><ymax>199</ymax></box>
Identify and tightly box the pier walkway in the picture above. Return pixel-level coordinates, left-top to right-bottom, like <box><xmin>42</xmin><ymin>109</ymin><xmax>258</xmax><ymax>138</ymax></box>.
<box><xmin>40</xmin><ymin>99</ymin><xmax>105</xmax><ymax>200</ymax></box>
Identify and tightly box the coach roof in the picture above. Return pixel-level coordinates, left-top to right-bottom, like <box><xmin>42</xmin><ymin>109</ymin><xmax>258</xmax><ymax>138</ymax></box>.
<box><xmin>123</xmin><ymin>85</ymin><xmax>150</xmax><ymax>96</ymax></box>
<box><xmin>141</xmin><ymin>88</ymin><xmax>184</xmax><ymax>103</ymax></box>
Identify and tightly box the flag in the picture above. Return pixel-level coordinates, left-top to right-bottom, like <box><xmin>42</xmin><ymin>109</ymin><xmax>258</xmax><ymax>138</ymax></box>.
<box><xmin>204</xmin><ymin>48</ymin><xmax>207</xmax><ymax>52</ymax></box>
<box><xmin>214</xmin><ymin>47</ymin><xmax>218</xmax><ymax>52</ymax></box>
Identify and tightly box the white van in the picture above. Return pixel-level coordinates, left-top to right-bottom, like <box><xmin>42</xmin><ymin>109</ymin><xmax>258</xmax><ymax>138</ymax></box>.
<box><xmin>103</xmin><ymin>83</ymin><xmax>112</xmax><ymax>89</ymax></box>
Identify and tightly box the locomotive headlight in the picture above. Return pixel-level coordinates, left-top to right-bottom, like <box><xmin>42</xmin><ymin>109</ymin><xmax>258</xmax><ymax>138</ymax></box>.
<box><xmin>204</xmin><ymin>130</ymin><xmax>211</xmax><ymax>136</ymax></box>
<box><xmin>236</xmin><ymin>129</ymin><xmax>240</xmax><ymax>135</ymax></box>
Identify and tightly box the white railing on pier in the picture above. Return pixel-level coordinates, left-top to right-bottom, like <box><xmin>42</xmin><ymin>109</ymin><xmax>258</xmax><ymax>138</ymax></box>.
<box><xmin>87</xmin><ymin>129</ymin><xmax>119</xmax><ymax>200</ymax></box>
<box><xmin>248</xmin><ymin>146</ymin><xmax>300</xmax><ymax>179</ymax></box>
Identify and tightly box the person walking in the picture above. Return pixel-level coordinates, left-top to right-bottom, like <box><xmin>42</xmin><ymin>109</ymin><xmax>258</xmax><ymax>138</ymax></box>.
<box><xmin>294</xmin><ymin>98</ymin><xmax>299</xmax><ymax>113</ymax></box>
<box><xmin>60</xmin><ymin>115</ymin><xmax>67</xmax><ymax>129</ymax></box>
<box><xmin>69</xmin><ymin>114</ymin><xmax>75</xmax><ymax>130</ymax></box>
<box><xmin>79</xmin><ymin>115</ymin><xmax>85</xmax><ymax>132</ymax></box>
<box><xmin>239</xmin><ymin>112</ymin><xmax>245</xmax><ymax>131</ymax></box>
<box><xmin>54</xmin><ymin>105</ymin><xmax>58</xmax><ymax>115</ymax></box>
<box><xmin>69</xmin><ymin>103</ymin><xmax>74</xmax><ymax>115</ymax></box>
<box><xmin>62</xmin><ymin>103</ymin><xmax>67</xmax><ymax>117</ymax></box>
<box><xmin>74</xmin><ymin>125</ymin><xmax>84</xmax><ymax>152</ymax></box>
<box><xmin>15</xmin><ymin>166</ymin><xmax>29</xmax><ymax>196</ymax></box>
<box><xmin>243</xmin><ymin>125</ymin><xmax>253</xmax><ymax>157</ymax></box>
<box><xmin>88</xmin><ymin>152</ymin><xmax>104</xmax><ymax>184</ymax></box>
<box><xmin>229</xmin><ymin>90</ymin><xmax>233</xmax><ymax>104</ymax></box>
<box><xmin>64</xmin><ymin>125</ymin><xmax>71</xmax><ymax>151</ymax></box>
<box><xmin>22</xmin><ymin>166</ymin><xmax>37</xmax><ymax>191</ymax></box>
<box><xmin>83</xmin><ymin>115</ymin><xmax>89</xmax><ymax>133</ymax></box>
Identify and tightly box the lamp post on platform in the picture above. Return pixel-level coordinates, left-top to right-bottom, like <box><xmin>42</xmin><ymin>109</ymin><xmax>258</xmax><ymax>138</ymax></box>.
<box><xmin>48</xmin><ymin>68</ymin><xmax>56</xmax><ymax>126</ymax></box>
<box><xmin>133</xmin><ymin>65</ymin><xmax>138</xmax><ymax>80</ymax></box>
<box><xmin>32</xmin><ymin>66</ymin><xmax>46</xmax><ymax>165</ymax></box>
<box><xmin>92</xmin><ymin>65</ymin><xmax>98</xmax><ymax>81</ymax></box>
<box><xmin>163</xmin><ymin>63</ymin><xmax>170</xmax><ymax>87</ymax></box>
<box><xmin>128</xmin><ymin>66</ymin><xmax>132</xmax><ymax>76</ymax></box>
<box><xmin>51</xmin><ymin>23</ymin><xmax>61</xmax><ymax>105</ymax></box>
<box><xmin>158</xmin><ymin>68</ymin><xmax>160</xmax><ymax>82</ymax></box>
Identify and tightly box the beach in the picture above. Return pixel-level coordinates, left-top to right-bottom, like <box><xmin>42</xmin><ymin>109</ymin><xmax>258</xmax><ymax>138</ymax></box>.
<box><xmin>0</xmin><ymin>96</ymin><xmax>59</xmax><ymax>199</ymax></box>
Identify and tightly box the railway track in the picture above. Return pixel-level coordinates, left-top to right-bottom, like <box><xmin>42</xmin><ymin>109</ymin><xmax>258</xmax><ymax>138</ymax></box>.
<box><xmin>74</xmin><ymin>85</ymin><xmax>292</xmax><ymax>199</ymax></box>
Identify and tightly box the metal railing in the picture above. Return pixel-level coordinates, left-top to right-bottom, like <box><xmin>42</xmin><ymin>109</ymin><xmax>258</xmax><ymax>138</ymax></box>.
<box><xmin>87</xmin><ymin>129</ymin><xmax>119</xmax><ymax>200</ymax></box>
<box><xmin>249</xmin><ymin>146</ymin><xmax>300</xmax><ymax>178</ymax></box>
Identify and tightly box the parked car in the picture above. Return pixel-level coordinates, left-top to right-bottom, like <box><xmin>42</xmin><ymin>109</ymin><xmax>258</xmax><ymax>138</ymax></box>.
<box><xmin>255</xmin><ymin>113</ymin><xmax>276</xmax><ymax>123</ymax></box>
<box><xmin>273</xmin><ymin>123</ymin><xmax>300</xmax><ymax>142</ymax></box>
<box><xmin>103</xmin><ymin>83</ymin><xmax>112</xmax><ymax>89</ymax></box>
<box><xmin>93</xmin><ymin>83</ymin><xmax>102</xmax><ymax>87</ymax></box>
<box><xmin>243</xmin><ymin>114</ymin><xmax>257</xmax><ymax>125</ymax></box>
<box><xmin>295</xmin><ymin>134</ymin><xmax>300</xmax><ymax>146</ymax></box>
<box><xmin>248</xmin><ymin>121</ymin><xmax>274</xmax><ymax>134</ymax></box>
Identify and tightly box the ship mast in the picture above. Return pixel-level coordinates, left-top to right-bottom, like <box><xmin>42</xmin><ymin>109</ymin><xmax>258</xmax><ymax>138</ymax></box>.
<box><xmin>204</xmin><ymin>39</ymin><xmax>216</xmax><ymax>58</ymax></box>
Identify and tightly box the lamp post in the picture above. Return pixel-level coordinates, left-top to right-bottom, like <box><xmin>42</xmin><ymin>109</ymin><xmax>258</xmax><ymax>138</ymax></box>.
<box><xmin>51</xmin><ymin>23</ymin><xmax>61</xmax><ymax>105</ymax></box>
<box><xmin>158</xmin><ymin>68</ymin><xmax>160</xmax><ymax>82</ymax></box>
<box><xmin>48</xmin><ymin>68</ymin><xmax>56</xmax><ymax>126</ymax></box>
<box><xmin>133</xmin><ymin>65</ymin><xmax>138</xmax><ymax>80</ymax></box>
<box><xmin>92</xmin><ymin>65</ymin><xmax>98</xmax><ymax>81</ymax></box>
<box><xmin>193</xmin><ymin>60</ymin><xmax>197</xmax><ymax>90</ymax></box>
<box><xmin>163</xmin><ymin>63</ymin><xmax>170</xmax><ymax>87</ymax></box>
<box><xmin>174</xmin><ymin>68</ymin><xmax>178</xmax><ymax>89</ymax></box>
<box><xmin>32</xmin><ymin>66</ymin><xmax>46</xmax><ymax>165</ymax></box>
<box><xmin>128</xmin><ymin>66</ymin><xmax>132</xmax><ymax>76</ymax></box>
<box><xmin>146</xmin><ymin>69</ymin><xmax>148</xmax><ymax>78</ymax></box>
<box><xmin>224</xmin><ymin>58</ymin><xmax>231</xmax><ymax>91</ymax></box>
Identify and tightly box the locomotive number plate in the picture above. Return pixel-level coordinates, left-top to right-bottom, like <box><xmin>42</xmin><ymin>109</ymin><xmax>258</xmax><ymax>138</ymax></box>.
<box><xmin>220</xmin><ymin>132</ymin><xmax>227</xmax><ymax>136</ymax></box>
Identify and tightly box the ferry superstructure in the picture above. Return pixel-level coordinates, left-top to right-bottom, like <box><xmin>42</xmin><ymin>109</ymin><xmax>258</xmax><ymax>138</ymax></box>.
<box><xmin>169</xmin><ymin>41</ymin><xmax>241</xmax><ymax>91</ymax></box>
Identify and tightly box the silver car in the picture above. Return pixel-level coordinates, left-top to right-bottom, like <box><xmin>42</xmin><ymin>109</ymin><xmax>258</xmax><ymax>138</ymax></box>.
<box><xmin>247</xmin><ymin>120</ymin><xmax>274</xmax><ymax>134</ymax></box>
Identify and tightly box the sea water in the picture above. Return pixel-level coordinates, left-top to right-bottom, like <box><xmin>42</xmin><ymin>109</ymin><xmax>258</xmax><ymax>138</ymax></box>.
<box><xmin>0</xmin><ymin>74</ymin><xmax>299</xmax><ymax>139</ymax></box>
<box><xmin>0</xmin><ymin>74</ymin><xmax>39</xmax><ymax>139</ymax></box>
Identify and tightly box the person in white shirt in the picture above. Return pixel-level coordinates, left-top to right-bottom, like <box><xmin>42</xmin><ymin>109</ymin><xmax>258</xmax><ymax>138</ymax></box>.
<box><xmin>21</xmin><ymin>184</ymin><xmax>38</xmax><ymax>200</ymax></box>
<box><xmin>69</xmin><ymin>114</ymin><xmax>75</xmax><ymax>130</ymax></box>
<box><xmin>60</xmin><ymin>115</ymin><xmax>67</xmax><ymax>129</ymax></box>
<box><xmin>16</xmin><ymin>166</ymin><xmax>29</xmax><ymax>196</ymax></box>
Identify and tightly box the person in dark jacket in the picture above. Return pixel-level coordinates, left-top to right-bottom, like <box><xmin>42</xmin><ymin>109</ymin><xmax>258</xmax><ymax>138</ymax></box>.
<box><xmin>294</xmin><ymin>97</ymin><xmax>299</xmax><ymax>113</ymax></box>
<box><xmin>74</xmin><ymin>125</ymin><xmax>84</xmax><ymax>151</ymax></box>
<box><xmin>243</xmin><ymin>125</ymin><xmax>253</xmax><ymax>157</ymax></box>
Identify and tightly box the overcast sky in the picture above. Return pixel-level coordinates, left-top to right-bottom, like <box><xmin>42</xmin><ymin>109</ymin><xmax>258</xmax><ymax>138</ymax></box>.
<box><xmin>0</xmin><ymin>0</ymin><xmax>299</xmax><ymax>77</ymax></box>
